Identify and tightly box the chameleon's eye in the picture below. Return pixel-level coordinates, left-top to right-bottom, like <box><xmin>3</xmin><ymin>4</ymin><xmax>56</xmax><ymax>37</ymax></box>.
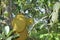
<box><xmin>29</xmin><ymin>18</ymin><xmax>33</xmax><ymax>24</ymax></box>
<box><xmin>27</xmin><ymin>18</ymin><xmax>33</xmax><ymax>26</ymax></box>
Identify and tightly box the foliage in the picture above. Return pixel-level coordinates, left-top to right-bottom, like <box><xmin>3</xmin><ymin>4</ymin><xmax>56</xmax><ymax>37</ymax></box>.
<box><xmin>0</xmin><ymin>0</ymin><xmax>60</xmax><ymax>40</ymax></box>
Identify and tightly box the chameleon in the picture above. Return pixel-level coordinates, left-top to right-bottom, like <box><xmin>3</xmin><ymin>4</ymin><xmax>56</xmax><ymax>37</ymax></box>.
<box><xmin>11</xmin><ymin>13</ymin><xmax>33</xmax><ymax>40</ymax></box>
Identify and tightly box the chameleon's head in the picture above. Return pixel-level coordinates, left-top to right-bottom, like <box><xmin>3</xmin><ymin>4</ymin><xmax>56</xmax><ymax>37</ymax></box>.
<box><xmin>26</xmin><ymin>18</ymin><xmax>34</xmax><ymax>26</ymax></box>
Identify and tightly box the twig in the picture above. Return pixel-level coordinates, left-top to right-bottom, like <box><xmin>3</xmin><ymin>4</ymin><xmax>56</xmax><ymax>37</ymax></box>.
<box><xmin>28</xmin><ymin>16</ymin><xmax>48</xmax><ymax>33</ymax></box>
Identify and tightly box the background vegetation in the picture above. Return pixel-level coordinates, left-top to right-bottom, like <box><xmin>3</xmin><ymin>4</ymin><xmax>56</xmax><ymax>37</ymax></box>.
<box><xmin>0</xmin><ymin>0</ymin><xmax>60</xmax><ymax>40</ymax></box>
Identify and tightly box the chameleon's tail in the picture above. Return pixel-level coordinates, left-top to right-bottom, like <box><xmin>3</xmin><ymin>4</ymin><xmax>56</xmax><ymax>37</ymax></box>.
<box><xmin>17</xmin><ymin>29</ymin><xmax>28</xmax><ymax>40</ymax></box>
